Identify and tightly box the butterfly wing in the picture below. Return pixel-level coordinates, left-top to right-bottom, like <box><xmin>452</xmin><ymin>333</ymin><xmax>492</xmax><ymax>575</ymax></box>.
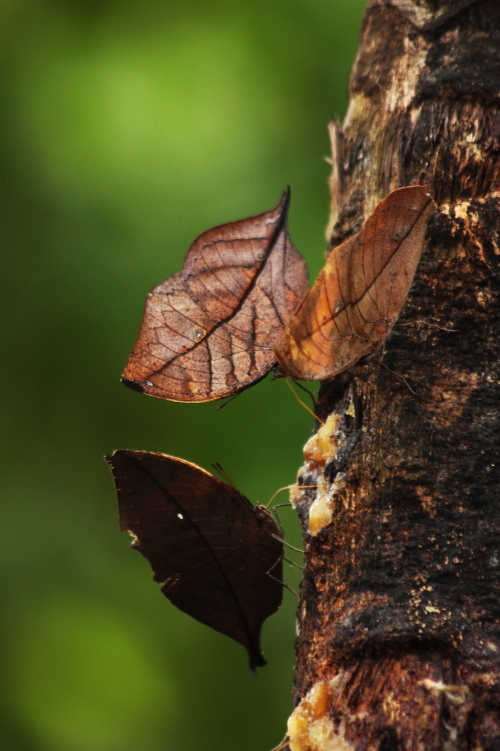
<box><xmin>106</xmin><ymin>450</ymin><xmax>283</xmax><ymax>670</ymax></box>
<box><xmin>122</xmin><ymin>191</ymin><xmax>309</xmax><ymax>402</ymax></box>
<box><xmin>275</xmin><ymin>186</ymin><xmax>434</xmax><ymax>381</ymax></box>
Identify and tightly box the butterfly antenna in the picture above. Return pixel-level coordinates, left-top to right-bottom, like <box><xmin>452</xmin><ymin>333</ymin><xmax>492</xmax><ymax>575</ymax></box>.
<box><xmin>286</xmin><ymin>378</ymin><xmax>324</xmax><ymax>424</ymax></box>
<box><xmin>215</xmin><ymin>393</ymin><xmax>240</xmax><ymax>411</ymax></box>
<box><xmin>265</xmin><ymin>483</ymin><xmax>316</xmax><ymax>510</ymax></box>
<box><xmin>267</xmin><ymin>485</ymin><xmax>315</xmax><ymax>540</ymax></box>
<box><xmin>211</xmin><ymin>461</ymin><xmax>239</xmax><ymax>490</ymax></box>
<box><xmin>266</xmin><ymin>484</ymin><xmax>296</xmax><ymax>510</ymax></box>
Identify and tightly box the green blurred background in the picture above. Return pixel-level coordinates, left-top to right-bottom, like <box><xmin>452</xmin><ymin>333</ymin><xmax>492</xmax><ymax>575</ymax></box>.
<box><xmin>1</xmin><ymin>1</ymin><xmax>365</xmax><ymax>749</ymax></box>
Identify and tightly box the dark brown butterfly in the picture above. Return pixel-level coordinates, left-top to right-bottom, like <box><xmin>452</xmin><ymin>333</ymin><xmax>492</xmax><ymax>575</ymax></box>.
<box><xmin>105</xmin><ymin>450</ymin><xmax>283</xmax><ymax>671</ymax></box>
<box><xmin>122</xmin><ymin>190</ymin><xmax>309</xmax><ymax>402</ymax></box>
<box><xmin>274</xmin><ymin>186</ymin><xmax>435</xmax><ymax>381</ymax></box>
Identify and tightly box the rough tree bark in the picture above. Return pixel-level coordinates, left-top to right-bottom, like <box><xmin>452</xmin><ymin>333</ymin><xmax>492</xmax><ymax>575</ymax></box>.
<box><xmin>286</xmin><ymin>1</ymin><xmax>500</xmax><ymax>749</ymax></box>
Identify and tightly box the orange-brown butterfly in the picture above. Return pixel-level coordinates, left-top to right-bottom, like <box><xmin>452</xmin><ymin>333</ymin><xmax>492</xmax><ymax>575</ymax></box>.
<box><xmin>106</xmin><ymin>450</ymin><xmax>283</xmax><ymax>671</ymax></box>
<box><xmin>122</xmin><ymin>190</ymin><xmax>309</xmax><ymax>402</ymax></box>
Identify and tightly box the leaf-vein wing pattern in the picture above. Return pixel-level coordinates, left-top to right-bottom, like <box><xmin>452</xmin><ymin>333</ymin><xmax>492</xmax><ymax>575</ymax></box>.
<box><xmin>122</xmin><ymin>191</ymin><xmax>309</xmax><ymax>402</ymax></box>
<box><xmin>275</xmin><ymin>186</ymin><xmax>435</xmax><ymax>381</ymax></box>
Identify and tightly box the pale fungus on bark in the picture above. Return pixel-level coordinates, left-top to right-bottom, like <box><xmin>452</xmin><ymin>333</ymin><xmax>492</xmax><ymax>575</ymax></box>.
<box><xmin>287</xmin><ymin>680</ymin><xmax>353</xmax><ymax>751</ymax></box>
<box><xmin>290</xmin><ymin>413</ymin><xmax>349</xmax><ymax>537</ymax></box>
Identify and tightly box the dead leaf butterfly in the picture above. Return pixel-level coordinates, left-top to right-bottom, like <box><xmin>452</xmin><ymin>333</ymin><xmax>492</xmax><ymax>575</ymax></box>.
<box><xmin>275</xmin><ymin>186</ymin><xmax>435</xmax><ymax>381</ymax></box>
<box><xmin>105</xmin><ymin>449</ymin><xmax>283</xmax><ymax>671</ymax></box>
<box><xmin>122</xmin><ymin>190</ymin><xmax>309</xmax><ymax>402</ymax></box>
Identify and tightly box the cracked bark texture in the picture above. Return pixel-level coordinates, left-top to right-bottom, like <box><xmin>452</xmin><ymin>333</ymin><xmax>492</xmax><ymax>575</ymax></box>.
<box><xmin>290</xmin><ymin>1</ymin><xmax>500</xmax><ymax>748</ymax></box>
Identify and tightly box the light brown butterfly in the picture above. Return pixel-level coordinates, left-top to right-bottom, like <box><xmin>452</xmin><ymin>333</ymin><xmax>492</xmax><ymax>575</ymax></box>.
<box><xmin>274</xmin><ymin>186</ymin><xmax>435</xmax><ymax>381</ymax></box>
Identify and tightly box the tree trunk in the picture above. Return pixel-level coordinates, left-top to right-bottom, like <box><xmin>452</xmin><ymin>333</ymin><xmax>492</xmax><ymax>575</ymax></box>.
<box><xmin>286</xmin><ymin>1</ymin><xmax>500</xmax><ymax>749</ymax></box>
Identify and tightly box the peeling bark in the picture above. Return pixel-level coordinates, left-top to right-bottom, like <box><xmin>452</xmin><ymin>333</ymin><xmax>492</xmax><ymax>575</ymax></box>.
<box><xmin>288</xmin><ymin>1</ymin><xmax>500</xmax><ymax>748</ymax></box>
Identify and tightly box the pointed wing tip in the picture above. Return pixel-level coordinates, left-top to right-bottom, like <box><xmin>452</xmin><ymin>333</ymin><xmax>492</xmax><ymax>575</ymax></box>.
<box><xmin>416</xmin><ymin>184</ymin><xmax>435</xmax><ymax>207</ymax></box>
<box><xmin>278</xmin><ymin>186</ymin><xmax>291</xmax><ymax>215</ymax></box>
<box><xmin>106</xmin><ymin>450</ymin><xmax>142</xmax><ymax>475</ymax></box>
<box><xmin>121</xmin><ymin>376</ymin><xmax>145</xmax><ymax>394</ymax></box>
<box><xmin>382</xmin><ymin>185</ymin><xmax>435</xmax><ymax>220</ymax></box>
<box><xmin>405</xmin><ymin>184</ymin><xmax>436</xmax><ymax>216</ymax></box>
<box><xmin>104</xmin><ymin>451</ymin><xmax>122</xmax><ymax>470</ymax></box>
<box><xmin>105</xmin><ymin>448</ymin><xmax>128</xmax><ymax>461</ymax></box>
<box><xmin>422</xmin><ymin>188</ymin><xmax>436</xmax><ymax>209</ymax></box>
<box><xmin>401</xmin><ymin>184</ymin><xmax>435</xmax><ymax>204</ymax></box>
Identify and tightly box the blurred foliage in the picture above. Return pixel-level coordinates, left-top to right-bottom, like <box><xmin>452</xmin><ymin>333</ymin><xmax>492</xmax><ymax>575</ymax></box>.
<box><xmin>0</xmin><ymin>1</ymin><xmax>366</xmax><ymax>749</ymax></box>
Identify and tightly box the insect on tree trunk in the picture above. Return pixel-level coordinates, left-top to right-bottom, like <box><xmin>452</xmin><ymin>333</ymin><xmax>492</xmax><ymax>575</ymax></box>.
<box><xmin>286</xmin><ymin>1</ymin><xmax>500</xmax><ymax>749</ymax></box>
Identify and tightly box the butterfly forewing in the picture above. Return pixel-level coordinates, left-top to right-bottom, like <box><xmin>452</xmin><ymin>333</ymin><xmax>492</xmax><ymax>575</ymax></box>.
<box><xmin>106</xmin><ymin>450</ymin><xmax>283</xmax><ymax>670</ymax></box>
<box><xmin>122</xmin><ymin>191</ymin><xmax>309</xmax><ymax>402</ymax></box>
<box><xmin>275</xmin><ymin>186</ymin><xmax>435</xmax><ymax>381</ymax></box>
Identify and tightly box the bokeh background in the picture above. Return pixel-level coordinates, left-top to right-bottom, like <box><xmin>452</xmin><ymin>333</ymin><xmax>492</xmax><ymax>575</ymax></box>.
<box><xmin>1</xmin><ymin>1</ymin><xmax>366</xmax><ymax>749</ymax></box>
